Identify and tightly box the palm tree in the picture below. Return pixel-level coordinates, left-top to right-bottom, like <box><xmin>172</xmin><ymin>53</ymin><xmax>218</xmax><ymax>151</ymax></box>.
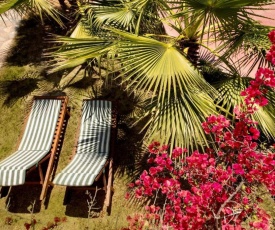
<box><xmin>1</xmin><ymin>0</ymin><xmax>275</xmax><ymax>150</ymax></box>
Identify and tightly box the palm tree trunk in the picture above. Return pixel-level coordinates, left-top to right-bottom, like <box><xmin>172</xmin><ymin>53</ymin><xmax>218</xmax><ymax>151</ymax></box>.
<box><xmin>187</xmin><ymin>39</ymin><xmax>200</xmax><ymax>67</ymax></box>
<box><xmin>179</xmin><ymin>38</ymin><xmax>200</xmax><ymax>67</ymax></box>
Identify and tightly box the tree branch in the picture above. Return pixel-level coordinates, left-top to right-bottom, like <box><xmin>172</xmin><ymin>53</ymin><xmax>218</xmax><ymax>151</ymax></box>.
<box><xmin>215</xmin><ymin>181</ymin><xmax>244</xmax><ymax>230</ymax></box>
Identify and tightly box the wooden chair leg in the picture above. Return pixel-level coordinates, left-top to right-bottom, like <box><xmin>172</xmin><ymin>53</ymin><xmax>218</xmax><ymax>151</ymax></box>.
<box><xmin>103</xmin><ymin>171</ymin><xmax>107</xmax><ymax>193</ymax></box>
<box><xmin>38</xmin><ymin>164</ymin><xmax>44</xmax><ymax>184</ymax></box>
<box><xmin>40</xmin><ymin>152</ymin><xmax>56</xmax><ymax>201</ymax></box>
<box><xmin>104</xmin><ymin>159</ymin><xmax>113</xmax><ymax>215</ymax></box>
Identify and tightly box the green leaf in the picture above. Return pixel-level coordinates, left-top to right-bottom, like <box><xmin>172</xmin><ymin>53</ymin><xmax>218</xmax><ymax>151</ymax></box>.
<box><xmin>49</xmin><ymin>36</ymin><xmax>115</xmax><ymax>72</ymax></box>
<box><xmin>142</xmin><ymin>91</ymin><xmax>217</xmax><ymax>150</ymax></box>
<box><xmin>0</xmin><ymin>0</ymin><xmax>64</xmax><ymax>26</ymax></box>
<box><xmin>0</xmin><ymin>0</ymin><xmax>24</xmax><ymax>14</ymax></box>
<box><xmin>215</xmin><ymin>75</ymin><xmax>275</xmax><ymax>139</ymax></box>
<box><xmin>109</xmin><ymin>28</ymin><xmax>216</xmax><ymax>104</ymax></box>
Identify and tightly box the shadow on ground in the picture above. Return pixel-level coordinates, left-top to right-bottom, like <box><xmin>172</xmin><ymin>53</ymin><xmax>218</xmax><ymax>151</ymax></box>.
<box><xmin>5</xmin><ymin>13</ymin><xmax>70</xmax><ymax>65</ymax></box>
<box><xmin>5</xmin><ymin>16</ymin><xmax>45</xmax><ymax>65</ymax></box>
<box><xmin>64</xmin><ymin>189</ymin><xmax>106</xmax><ymax>218</ymax></box>
<box><xmin>5</xmin><ymin>184</ymin><xmax>42</xmax><ymax>213</ymax></box>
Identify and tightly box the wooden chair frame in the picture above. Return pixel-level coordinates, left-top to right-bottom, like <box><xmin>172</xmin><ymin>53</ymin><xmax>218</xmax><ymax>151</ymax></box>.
<box><xmin>62</xmin><ymin>99</ymin><xmax>117</xmax><ymax>214</ymax></box>
<box><xmin>0</xmin><ymin>96</ymin><xmax>70</xmax><ymax>201</ymax></box>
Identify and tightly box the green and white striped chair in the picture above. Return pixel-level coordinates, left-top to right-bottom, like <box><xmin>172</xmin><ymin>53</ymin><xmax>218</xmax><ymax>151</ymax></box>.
<box><xmin>0</xmin><ymin>96</ymin><xmax>69</xmax><ymax>200</ymax></box>
<box><xmin>53</xmin><ymin>100</ymin><xmax>117</xmax><ymax>211</ymax></box>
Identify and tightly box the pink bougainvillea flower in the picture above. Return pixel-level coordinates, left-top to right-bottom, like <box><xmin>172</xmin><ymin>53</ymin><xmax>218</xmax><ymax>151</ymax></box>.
<box><xmin>148</xmin><ymin>141</ymin><xmax>160</xmax><ymax>154</ymax></box>
<box><xmin>242</xmin><ymin>197</ymin><xmax>249</xmax><ymax>205</ymax></box>
<box><xmin>172</xmin><ymin>147</ymin><xmax>183</xmax><ymax>158</ymax></box>
<box><xmin>232</xmin><ymin>164</ymin><xmax>245</xmax><ymax>175</ymax></box>
<box><xmin>212</xmin><ymin>182</ymin><xmax>223</xmax><ymax>193</ymax></box>
<box><xmin>125</xmin><ymin>192</ymin><xmax>130</xmax><ymax>200</ymax></box>
<box><xmin>268</xmin><ymin>30</ymin><xmax>275</xmax><ymax>43</ymax></box>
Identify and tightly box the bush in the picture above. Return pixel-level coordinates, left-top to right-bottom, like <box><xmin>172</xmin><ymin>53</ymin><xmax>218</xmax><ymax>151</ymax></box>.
<box><xmin>125</xmin><ymin>30</ymin><xmax>275</xmax><ymax>230</ymax></box>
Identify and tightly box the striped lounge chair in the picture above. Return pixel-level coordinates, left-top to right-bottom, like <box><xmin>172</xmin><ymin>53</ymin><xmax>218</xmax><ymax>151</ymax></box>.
<box><xmin>0</xmin><ymin>96</ymin><xmax>69</xmax><ymax>201</ymax></box>
<box><xmin>53</xmin><ymin>100</ymin><xmax>117</xmax><ymax>212</ymax></box>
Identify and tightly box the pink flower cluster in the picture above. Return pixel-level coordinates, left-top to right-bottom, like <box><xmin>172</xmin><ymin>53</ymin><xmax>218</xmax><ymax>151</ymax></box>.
<box><xmin>127</xmin><ymin>139</ymin><xmax>274</xmax><ymax>229</ymax></box>
<box><xmin>240</xmin><ymin>67</ymin><xmax>275</xmax><ymax>108</ymax></box>
<box><xmin>266</xmin><ymin>30</ymin><xmax>275</xmax><ymax>65</ymax></box>
<box><xmin>124</xmin><ymin>31</ymin><xmax>275</xmax><ymax>230</ymax></box>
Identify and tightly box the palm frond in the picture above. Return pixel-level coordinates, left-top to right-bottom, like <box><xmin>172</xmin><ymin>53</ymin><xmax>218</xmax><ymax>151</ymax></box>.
<box><xmin>78</xmin><ymin>0</ymin><xmax>166</xmax><ymax>35</ymax></box>
<box><xmin>109</xmin><ymin>28</ymin><xmax>216</xmax><ymax>105</ymax></box>
<box><xmin>215</xmin><ymin>22</ymin><xmax>273</xmax><ymax>75</ymax></box>
<box><xmin>31</xmin><ymin>0</ymin><xmax>64</xmax><ymax>26</ymax></box>
<box><xmin>215</xmin><ymin>75</ymin><xmax>275</xmax><ymax>139</ymax></box>
<box><xmin>49</xmin><ymin>36</ymin><xmax>116</xmax><ymax>72</ymax></box>
<box><xmin>0</xmin><ymin>0</ymin><xmax>23</xmax><ymax>14</ymax></box>
<box><xmin>215</xmin><ymin>76</ymin><xmax>248</xmax><ymax>117</ymax></box>
<box><xmin>80</xmin><ymin>2</ymin><xmax>137</xmax><ymax>32</ymax></box>
<box><xmin>142</xmin><ymin>91</ymin><xmax>217</xmax><ymax>150</ymax></box>
<box><xmin>70</xmin><ymin>21</ymin><xmax>92</xmax><ymax>38</ymax></box>
<box><xmin>172</xmin><ymin>0</ymin><xmax>274</xmax><ymax>41</ymax></box>
<box><xmin>0</xmin><ymin>0</ymin><xmax>64</xmax><ymax>26</ymax></box>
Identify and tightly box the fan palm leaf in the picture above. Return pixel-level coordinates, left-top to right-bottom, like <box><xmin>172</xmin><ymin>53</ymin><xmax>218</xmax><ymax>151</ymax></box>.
<box><xmin>79</xmin><ymin>2</ymin><xmax>137</xmax><ymax>32</ymax></box>
<box><xmin>70</xmin><ymin>21</ymin><xmax>91</xmax><ymax>39</ymax></box>
<box><xmin>173</xmin><ymin>0</ymin><xmax>274</xmax><ymax>42</ymax></box>
<box><xmin>110</xmin><ymin>28</ymin><xmax>216</xmax><ymax>104</ymax></box>
<box><xmin>49</xmin><ymin>36</ymin><xmax>116</xmax><ymax>72</ymax></box>
<box><xmin>79</xmin><ymin>0</ymin><xmax>167</xmax><ymax>35</ymax></box>
<box><xmin>215</xmin><ymin>76</ymin><xmax>275</xmax><ymax>139</ymax></box>
<box><xmin>142</xmin><ymin>91</ymin><xmax>217</xmax><ymax>150</ymax></box>
<box><xmin>0</xmin><ymin>0</ymin><xmax>22</xmax><ymax>14</ymax></box>
<box><xmin>0</xmin><ymin>0</ymin><xmax>63</xmax><ymax>26</ymax></box>
<box><xmin>215</xmin><ymin>22</ymin><xmax>274</xmax><ymax>75</ymax></box>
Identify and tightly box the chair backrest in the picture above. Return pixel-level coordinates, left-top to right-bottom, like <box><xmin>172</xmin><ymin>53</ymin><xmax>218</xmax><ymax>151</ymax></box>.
<box><xmin>18</xmin><ymin>99</ymin><xmax>62</xmax><ymax>151</ymax></box>
<box><xmin>77</xmin><ymin>100</ymin><xmax>112</xmax><ymax>156</ymax></box>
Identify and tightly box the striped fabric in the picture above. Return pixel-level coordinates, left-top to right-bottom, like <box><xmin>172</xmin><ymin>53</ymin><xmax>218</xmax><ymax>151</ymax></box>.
<box><xmin>53</xmin><ymin>100</ymin><xmax>112</xmax><ymax>186</ymax></box>
<box><xmin>0</xmin><ymin>99</ymin><xmax>62</xmax><ymax>186</ymax></box>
